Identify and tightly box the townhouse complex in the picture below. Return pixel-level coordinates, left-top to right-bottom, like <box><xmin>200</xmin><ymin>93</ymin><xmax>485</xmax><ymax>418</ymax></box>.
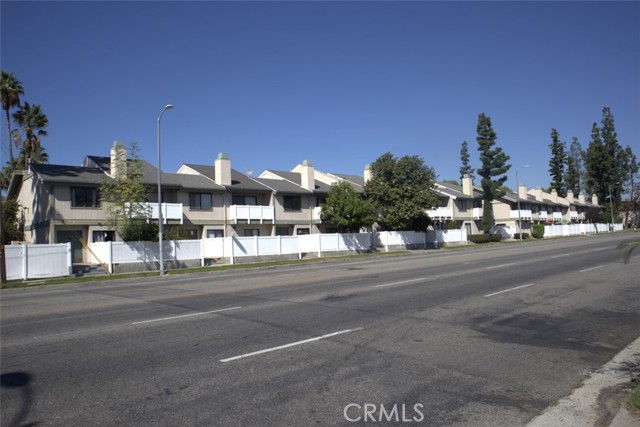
<box><xmin>7</xmin><ymin>142</ymin><xmax>599</xmax><ymax>263</ymax></box>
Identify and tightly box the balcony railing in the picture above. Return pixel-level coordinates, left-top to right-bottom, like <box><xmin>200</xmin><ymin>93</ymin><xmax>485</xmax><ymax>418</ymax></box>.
<box><xmin>230</xmin><ymin>205</ymin><xmax>274</xmax><ymax>224</ymax></box>
<box><xmin>552</xmin><ymin>212</ymin><xmax>563</xmax><ymax>221</ymax></box>
<box><xmin>570</xmin><ymin>211</ymin><xmax>585</xmax><ymax>221</ymax></box>
<box><xmin>126</xmin><ymin>202</ymin><xmax>184</xmax><ymax>224</ymax></box>
<box><xmin>428</xmin><ymin>207</ymin><xmax>453</xmax><ymax>219</ymax></box>
<box><xmin>472</xmin><ymin>207</ymin><xmax>483</xmax><ymax>219</ymax></box>
<box><xmin>510</xmin><ymin>209</ymin><xmax>532</xmax><ymax>220</ymax></box>
<box><xmin>538</xmin><ymin>211</ymin><xmax>548</xmax><ymax>220</ymax></box>
<box><xmin>313</xmin><ymin>207</ymin><xmax>322</xmax><ymax>222</ymax></box>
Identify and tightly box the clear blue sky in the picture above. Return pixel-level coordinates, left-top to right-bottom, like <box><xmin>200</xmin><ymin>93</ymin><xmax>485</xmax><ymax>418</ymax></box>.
<box><xmin>2</xmin><ymin>1</ymin><xmax>638</xmax><ymax>192</ymax></box>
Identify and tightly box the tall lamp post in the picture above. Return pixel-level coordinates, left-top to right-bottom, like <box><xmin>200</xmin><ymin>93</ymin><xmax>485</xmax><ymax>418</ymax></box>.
<box><xmin>157</xmin><ymin>104</ymin><xmax>174</xmax><ymax>275</ymax></box>
<box><xmin>516</xmin><ymin>165</ymin><xmax>529</xmax><ymax>240</ymax></box>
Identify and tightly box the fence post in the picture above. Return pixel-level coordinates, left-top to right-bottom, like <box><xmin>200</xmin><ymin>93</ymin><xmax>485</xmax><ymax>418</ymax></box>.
<box><xmin>255</xmin><ymin>235</ymin><xmax>259</xmax><ymax>256</ymax></box>
<box><xmin>22</xmin><ymin>244</ymin><xmax>28</xmax><ymax>280</ymax></box>
<box><xmin>278</xmin><ymin>235</ymin><xmax>282</xmax><ymax>255</ymax></box>
<box><xmin>200</xmin><ymin>238</ymin><xmax>205</xmax><ymax>267</ymax></box>
<box><xmin>317</xmin><ymin>233</ymin><xmax>322</xmax><ymax>258</ymax></box>
<box><xmin>336</xmin><ymin>233</ymin><xmax>340</xmax><ymax>252</ymax></box>
<box><xmin>108</xmin><ymin>241</ymin><xmax>113</xmax><ymax>274</ymax></box>
<box><xmin>298</xmin><ymin>235</ymin><xmax>302</xmax><ymax>260</ymax></box>
<box><xmin>384</xmin><ymin>232</ymin><xmax>389</xmax><ymax>252</ymax></box>
<box><xmin>67</xmin><ymin>242</ymin><xmax>73</xmax><ymax>276</ymax></box>
<box><xmin>229</xmin><ymin>236</ymin><xmax>235</xmax><ymax>265</ymax></box>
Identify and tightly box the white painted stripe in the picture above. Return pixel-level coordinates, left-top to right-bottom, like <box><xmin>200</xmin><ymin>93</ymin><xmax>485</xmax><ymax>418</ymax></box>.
<box><xmin>484</xmin><ymin>284</ymin><xmax>534</xmax><ymax>298</ymax></box>
<box><xmin>579</xmin><ymin>265</ymin><xmax>604</xmax><ymax>273</ymax></box>
<box><xmin>590</xmin><ymin>247</ymin><xmax>610</xmax><ymax>252</ymax></box>
<box><xmin>374</xmin><ymin>278</ymin><xmax>427</xmax><ymax>288</ymax></box>
<box><xmin>220</xmin><ymin>328</ymin><xmax>363</xmax><ymax>363</ymax></box>
<box><xmin>550</xmin><ymin>254</ymin><xmax>571</xmax><ymax>259</ymax></box>
<box><xmin>486</xmin><ymin>263</ymin><xmax>516</xmax><ymax>270</ymax></box>
<box><xmin>132</xmin><ymin>306</ymin><xmax>242</xmax><ymax>325</ymax></box>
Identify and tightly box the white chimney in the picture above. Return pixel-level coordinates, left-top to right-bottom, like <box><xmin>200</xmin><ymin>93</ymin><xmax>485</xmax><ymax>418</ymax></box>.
<box><xmin>300</xmin><ymin>160</ymin><xmax>315</xmax><ymax>190</ymax></box>
<box><xmin>592</xmin><ymin>194</ymin><xmax>599</xmax><ymax>206</ymax></box>
<box><xmin>529</xmin><ymin>188</ymin><xmax>544</xmax><ymax>202</ymax></box>
<box><xmin>110</xmin><ymin>140</ymin><xmax>126</xmax><ymax>179</ymax></box>
<box><xmin>551</xmin><ymin>189</ymin><xmax>559</xmax><ymax>203</ymax></box>
<box><xmin>579</xmin><ymin>193</ymin><xmax>586</xmax><ymax>204</ymax></box>
<box><xmin>215</xmin><ymin>152</ymin><xmax>231</xmax><ymax>186</ymax></box>
<box><xmin>518</xmin><ymin>182</ymin><xmax>527</xmax><ymax>201</ymax></box>
<box><xmin>566</xmin><ymin>191</ymin><xmax>575</xmax><ymax>203</ymax></box>
<box><xmin>462</xmin><ymin>174</ymin><xmax>473</xmax><ymax>196</ymax></box>
<box><xmin>364</xmin><ymin>164</ymin><xmax>372</xmax><ymax>183</ymax></box>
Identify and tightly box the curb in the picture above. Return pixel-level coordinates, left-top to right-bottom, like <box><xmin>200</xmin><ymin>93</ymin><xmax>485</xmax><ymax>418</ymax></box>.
<box><xmin>526</xmin><ymin>336</ymin><xmax>640</xmax><ymax>427</ymax></box>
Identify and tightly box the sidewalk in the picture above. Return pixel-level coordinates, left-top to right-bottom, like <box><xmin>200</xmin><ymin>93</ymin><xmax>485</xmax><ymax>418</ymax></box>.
<box><xmin>527</xmin><ymin>337</ymin><xmax>640</xmax><ymax>427</ymax></box>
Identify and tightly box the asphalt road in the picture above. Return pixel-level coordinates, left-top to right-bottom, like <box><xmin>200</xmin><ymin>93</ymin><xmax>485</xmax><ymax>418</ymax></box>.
<box><xmin>1</xmin><ymin>233</ymin><xmax>639</xmax><ymax>426</ymax></box>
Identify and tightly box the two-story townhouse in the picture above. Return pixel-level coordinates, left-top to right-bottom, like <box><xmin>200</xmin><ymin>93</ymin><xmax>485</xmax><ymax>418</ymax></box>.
<box><xmin>430</xmin><ymin>175</ymin><xmax>485</xmax><ymax>234</ymax></box>
<box><xmin>7</xmin><ymin>142</ymin><xmax>221</xmax><ymax>262</ymax></box>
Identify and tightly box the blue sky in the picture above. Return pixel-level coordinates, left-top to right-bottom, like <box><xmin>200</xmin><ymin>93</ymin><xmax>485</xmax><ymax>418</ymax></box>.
<box><xmin>2</xmin><ymin>1</ymin><xmax>638</xmax><ymax>191</ymax></box>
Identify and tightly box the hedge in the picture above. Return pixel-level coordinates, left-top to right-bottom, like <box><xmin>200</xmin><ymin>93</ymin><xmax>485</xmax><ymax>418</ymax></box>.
<box><xmin>532</xmin><ymin>224</ymin><xmax>545</xmax><ymax>239</ymax></box>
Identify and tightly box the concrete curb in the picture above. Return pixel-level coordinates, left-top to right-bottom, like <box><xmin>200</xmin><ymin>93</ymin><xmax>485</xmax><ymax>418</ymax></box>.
<box><xmin>526</xmin><ymin>337</ymin><xmax>640</xmax><ymax>427</ymax></box>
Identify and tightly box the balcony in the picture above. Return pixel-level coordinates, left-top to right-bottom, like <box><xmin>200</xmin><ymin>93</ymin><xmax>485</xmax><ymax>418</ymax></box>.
<box><xmin>428</xmin><ymin>207</ymin><xmax>453</xmax><ymax>219</ymax></box>
<box><xmin>472</xmin><ymin>207</ymin><xmax>483</xmax><ymax>219</ymax></box>
<box><xmin>510</xmin><ymin>209</ymin><xmax>532</xmax><ymax>220</ymax></box>
<box><xmin>552</xmin><ymin>212</ymin><xmax>563</xmax><ymax>221</ymax></box>
<box><xmin>570</xmin><ymin>211</ymin><xmax>585</xmax><ymax>221</ymax></box>
<box><xmin>538</xmin><ymin>211</ymin><xmax>548</xmax><ymax>220</ymax></box>
<box><xmin>126</xmin><ymin>202</ymin><xmax>183</xmax><ymax>224</ymax></box>
<box><xmin>230</xmin><ymin>205</ymin><xmax>274</xmax><ymax>224</ymax></box>
<box><xmin>313</xmin><ymin>207</ymin><xmax>322</xmax><ymax>222</ymax></box>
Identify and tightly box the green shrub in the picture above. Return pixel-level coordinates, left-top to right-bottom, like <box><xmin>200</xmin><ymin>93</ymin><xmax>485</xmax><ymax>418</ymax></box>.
<box><xmin>514</xmin><ymin>232</ymin><xmax>530</xmax><ymax>239</ymax></box>
<box><xmin>468</xmin><ymin>234</ymin><xmax>491</xmax><ymax>243</ymax></box>
<box><xmin>490</xmin><ymin>233</ymin><xmax>503</xmax><ymax>242</ymax></box>
<box><xmin>446</xmin><ymin>220</ymin><xmax>459</xmax><ymax>230</ymax></box>
<box><xmin>532</xmin><ymin>224</ymin><xmax>545</xmax><ymax>239</ymax></box>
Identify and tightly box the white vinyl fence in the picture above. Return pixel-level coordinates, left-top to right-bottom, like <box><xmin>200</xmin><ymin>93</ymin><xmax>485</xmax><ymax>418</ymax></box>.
<box><xmin>544</xmin><ymin>223</ymin><xmax>622</xmax><ymax>238</ymax></box>
<box><xmin>5</xmin><ymin>243</ymin><xmax>72</xmax><ymax>281</ymax></box>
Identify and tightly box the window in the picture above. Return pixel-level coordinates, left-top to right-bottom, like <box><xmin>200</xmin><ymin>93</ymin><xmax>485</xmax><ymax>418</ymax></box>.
<box><xmin>296</xmin><ymin>228</ymin><xmax>310</xmax><ymax>235</ymax></box>
<box><xmin>232</xmin><ymin>195</ymin><xmax>257</xmax><ymax>205</ymax></box>
<box><xmin>284</xmin><ymin>196</ymin><xmax>302</xmax><ymax>211</ymax></box>
<box><xmin>92</xmin><ymin>230</ymin><xmax>114</xmax><ymax>242</ymax></box>
<box><xmin>316</xmin><ymin>197</ymin><xmax>326</xmax><ymax>207</ymax></box>
<box><xmin>206</xmin><ymin>229</ymin><xmax>224</xmax><ymax>238</ymax></box>
<box><xmin>72</xmin><ymin>187</ymin><xmax>100</xmax><ymax>207</ymax></box>
<box><xmin>244</xmin><ymin>229</ymin><xmax>260</xmax><ymax>237</ymax></box>
<box><xmin>276</xmin><ymin>227</ymin><xmax>290</xmax><ymax>236</ymax></box>
<box><xmin>189</xmin><ymin>193</ymin><xmax>212</xmax><ymax>210</ymax></box>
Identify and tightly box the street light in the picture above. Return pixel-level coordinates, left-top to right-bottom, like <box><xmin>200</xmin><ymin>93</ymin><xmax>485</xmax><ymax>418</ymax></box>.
<box><xmin>157</xmin><ymin>104</ymin><xmax>174</xmax><ymax>275</ymax></box>
<box><xmin>516</xmin><ymin>165</ymin><xmax>530</xmax><ymax>240</ymax></box>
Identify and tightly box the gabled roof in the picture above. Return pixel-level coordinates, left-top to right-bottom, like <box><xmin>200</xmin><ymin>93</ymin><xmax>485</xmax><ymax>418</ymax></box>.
<box><xmin>31</xmin><ymin>163</ymin><xmax>108</xmax><ymax>185</ymax></box>
<box><xmin>330</xmin><ymin>173</ymin><xmax>365</xmax><ymax>188</ymax></box>
<box><xmin>183</xmin><ymin>164</ymin><xmax>271</xmax><ymax>192</ymax></box>
<box><xmin>264</xmin><ymin>170</ymin><xmax>333</xmax><ymax>193</ymax></box>
<box><xmin>252</xmin><ymin>177</ymin><xmax>312</xmax><ymax>195</ymax></box>
<box><xmin>435</xmin><ymin>181</ymin><xmax>482</xmax><ymax>200</ymax></box>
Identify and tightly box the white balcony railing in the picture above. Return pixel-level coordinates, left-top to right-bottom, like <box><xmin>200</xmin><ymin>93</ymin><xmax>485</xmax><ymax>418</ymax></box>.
<box><xmin>127</xmin><ymin>202</ymin><xmax>183</xmax><ymax>224</ymax></box>
<box><xmin>313</xmin><ymin>207</ymin><xmax>322</xmax><ymax>222</ymax></box>
<box><xmin>510</xmin><ymin>209</ymin><xmax>532</xmax><ymax>220</ymax></box>
<box><xmin>538</xmin><ymin>211</ymin><xmax>548</xmax><ymax>220</ymax></box>
<box><xmin>427</xmin><ymin>207</ymin><xmax>453</xmax><ymax>219</ymax></box>
<box><xmin>570</xmin><ymin>211</ymin><xmax>585</xmax><ymax>221</ymax></box>
<box><xmin>230</xmin><ymin>205</ymin><xmax>274</xmax><ymax>224</ymax></box>
<box><xmin>552</xmin><ymin>212</ymin><xmax>563</xmax><ymax>221</ymax></box>
<box><xmin>472</xmin><ymin>207</ymin><xmax>483</xmax><ymax>219</ymax></box>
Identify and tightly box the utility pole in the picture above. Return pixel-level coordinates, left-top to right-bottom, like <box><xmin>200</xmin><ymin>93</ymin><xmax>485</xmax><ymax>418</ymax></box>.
<box><xmin>1</xmin><ymin>194</ymin><xmax>7</xmax><ymax>283</ymax></box>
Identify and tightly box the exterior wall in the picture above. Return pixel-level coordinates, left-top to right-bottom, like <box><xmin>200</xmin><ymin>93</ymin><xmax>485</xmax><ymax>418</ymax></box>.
<box><xmin>52</xmin><ymin>184</ymin><xmax>107</xmax><ymax>222</ymax></box>
<box><xmin>16</xmin><ymin>173</ymin><xmax>51</xmax><ymax>244</ymax></box>
<box><xmin>273</xmin><ymin>194</ymin><xmax>317</xmax><ymax>224</ymax></box>
<box><xmin>178</xmin><ymin>191</ymin><xmax>226</xmax><ymax>223</ymax></box>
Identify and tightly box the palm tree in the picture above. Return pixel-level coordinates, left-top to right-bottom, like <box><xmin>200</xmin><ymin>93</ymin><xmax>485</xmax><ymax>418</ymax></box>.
<box><xmin>12</xmin><ymin>102</ymin><xmax>48</xmax><ymax>169</ymax></box>
<box><xmin>0</xmin><ymin>71</ymin><xmax>25</xmax><ymax>163</ymax></box>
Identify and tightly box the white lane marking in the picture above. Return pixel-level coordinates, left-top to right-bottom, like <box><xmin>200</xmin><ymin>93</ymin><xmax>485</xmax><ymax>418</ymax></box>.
<box><xmin>579</xmin><ymin>265</ymin><xmax>604</xmax><ymax>273</ymax></box>
<box><xmin>550</xmin><ymin>254</ymin><xmax>571</xmax><ymax>259</ymax></box>
<box><xmin>374</xmin><ymin>278</ymin><xmax>427</xmax><ymax>288</ymax></box>
<box><xmin>486</xmin><ymin>263</ymin><xmax>516</xmax><ymax>270</ymax></box>
<box><xmin>132</xmin><ymin>306</ymin><xmax>242</xmax><ymax>325</ymax></box>
<box><xmin>484</xmin><ymin>284</ymin><xmax>535</xmax><ymax>298</ymax></box>
<box><xmin>220</xmin><ymin>328</ymin><xmax>363</xmax><ymax>363</ymax></box>
<box><xmin>590</xmin><ymin>248</ymin><xmax>610</xmax><ymax>252</ymax></box>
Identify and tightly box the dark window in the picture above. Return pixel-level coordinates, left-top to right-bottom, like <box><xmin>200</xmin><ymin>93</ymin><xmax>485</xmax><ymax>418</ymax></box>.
<box><xmin>326</xmin><ymin>228</ymin><xmax>338</xmax><ymax>234</ymax></box>
<box><xmin>189</xmin><ymin>193</ymin><xmax>212</xmax><ymax>210</ymax></box>
<box><xmin>276</xmin><ymin>227</ymin><xmax>290</xmax><ymax>236</ymax></box>
<box><xmin>284</xmin><ymin>196</ymin><xmax>302</xmax><ymax>211</ymax></box>
<box><xmin>72</xmin><ymin>187</ymin><xmax>100</xmax><ymax>207</ymax></box>
<box><xmin>296</xmin><ymin>228</ymin><xmax>310</xmax><ymax>235</ymax></box>
<box><xmin>244</xmin><ymin>229</ymin><xmax>260</xmax><ymax>237</ymax></box>
<box><xmin>316</xmin><ymin>197</ymin><xmax>327</xmax><ymax>207</ymax></box>
<box><xmin>232</xmin><ymin>195</ymin><xmax>257</xmax><ymax>205</ymax></box>
<box><xmin>206</xmin><ymin>229</ymin><xmax>224</xmax><ymax>238</ymax></box>
<box><xmin>92</xmin><ymin>230</ymin><xmax>114</xmax><ymax>242</ymax></box>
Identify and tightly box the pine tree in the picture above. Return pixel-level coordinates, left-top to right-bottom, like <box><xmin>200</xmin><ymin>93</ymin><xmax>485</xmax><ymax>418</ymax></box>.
<box><xmin>476</xmin><ymin>113</ymin><xmax>511</xmax><ymax>233</ymax></box>
<box><xmin>548</xmin><ymin>128</ymin><xmax>567</xmax><ymax>197</ymax></box>
<box><xmin>565</xmin><ymin>137</ymin><xmax>583</xmax><ymax>197</ymax></box>
<box><xmin>459</xmin><ymin>140</ymin><xmax>474</xmax><ymax>181</ymax></box>
<box><xmin>585</xmin><ymin>122</ymin><xmax>606</xmax><ymax>200</ymax></box>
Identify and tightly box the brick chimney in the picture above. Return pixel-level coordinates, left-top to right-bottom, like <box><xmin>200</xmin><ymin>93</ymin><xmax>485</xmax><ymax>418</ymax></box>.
<box><xmin>215</xmin><ymin>152</ymin><xmax>232</xmax><ymax>186</ymax></box>
<box><xmin>110</xmin><ymin>140</ymin><xmax>126</xmax><ymax>179</ymax></box>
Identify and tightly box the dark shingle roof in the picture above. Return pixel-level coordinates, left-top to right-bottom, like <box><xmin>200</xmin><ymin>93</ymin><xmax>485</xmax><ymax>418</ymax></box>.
<box><xmin>331</xmin><ymin>173</ymin><xmax>365</xmax><ymax>188</ymax></box>
<box><xmin>435</xmin><ymin>182</ymin><xmax>482</xmax><ymax>199</ymax></box>
<box><xmin>31</xmin><ymin>163</ymin><xmax>108</xmax><ymax>185</ymax></box>
<box><xmin>265</xmin><ymin>170</ymin><xmax>332</xmax><ymax>193</ymax></box>
<box><xmin>184</xmin><ymin>164</ymin><xmax>272</xmax><ymax>192</ymax></box>
<box><xmin>252</xmin><ymin>177</ymin><xmax>311</xmax><ymax>194</ymax></box>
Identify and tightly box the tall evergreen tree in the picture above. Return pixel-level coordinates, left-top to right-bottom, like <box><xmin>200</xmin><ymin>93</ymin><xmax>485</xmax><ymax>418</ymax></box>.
<box><xmin>585</xmin><ymin>121</ymin><xmax>606</xmax><ymax>200</ymax></box>
<box><xmin>459</xmin><ymin>140</ymin><xmax>474</xmax><ymax>181</ymax></box>
<box><xmin>548</xmin><ymin>128</ymin><xmax>567</xmax><ymax>197</ymax></box>
<box><xmin>565</xmin><ymin>137</ymin><xmax>583</xmax><ymax>197</ymax></box>
<box><xmin>475</xmin><ymin>113</ymin><xmax>511</xmax><ymax>233</ymax></box>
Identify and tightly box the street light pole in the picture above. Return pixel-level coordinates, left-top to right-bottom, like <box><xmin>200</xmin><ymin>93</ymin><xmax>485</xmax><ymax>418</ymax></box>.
<box><xmin>516</xmin><ymin>165</ymin><xmax>529</xmax><ymax>240</ymax></box>
<box><xmin>157</xmin><ymin>104</ymin><xmax>173</xmax><ymax>275</ymax></box>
